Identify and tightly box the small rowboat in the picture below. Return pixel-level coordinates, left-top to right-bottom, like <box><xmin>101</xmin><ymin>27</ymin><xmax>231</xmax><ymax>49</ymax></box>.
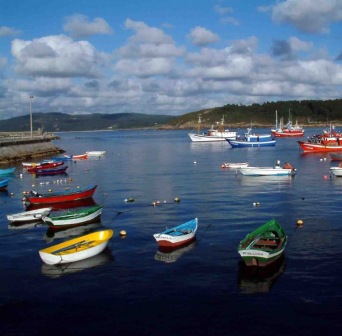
<box><xmin>153</xmin><ymin>218</ymin><xmax>198</xmax><ymax>249</ymax></box>
<box><xmin>43</xmin><ymin>205</ymin><xmax>103</xmax><ymax>229</ymax></box>
<box><xmin>7</xmin><ymin>207</ymin><xmax>52</xmax><ymax>223</ymax></box>
<box><xmin>0</xmin><ymin>178</ymin><xmax>10</xmax><ymax>190</ymax></box>
<box><xmin>329</xmin><ymin>166</ymin><xmax>342</xmax><ymax>177</ymax></box>
<box><xmin>35</xmin><ymin>166</ymin><xmax>68</xmax><ymax>176</ymax></box>
<box><xmin>39</xmin><ymin>229</ymin><xmax>114</xmax><ymax>265</ymax></box>
<box><xmin>26</xmin><ymin>161</ymin><xmax>64</xmax><ymax>173</ymax></box>
<box><xmin>221</xmin><ymin>162</ymin><xmax>249</xmax><ymax>169</ymax></box>
<box><xmin>0</xmin><ymin>167</ymin><xmax>15</xmax><ymax>175</ymax></box>
<box><xmin>24</xmin><ymin>185</ymin><xmax>97</xmax><ymax>204</ymax></box>
<box><xmin>72</xmin><ymin>154</ymin><xmax>87</xmax><ymax>160</ymax></box>
<box><xmin>86</xmin><ymin>151</ymin><xmax>106</xmax><ymax>156</ymax></box>
<box><xmin>238</xmin><ymin>219</ymin><xmax>287</xmax><ymax>267</ymax></box>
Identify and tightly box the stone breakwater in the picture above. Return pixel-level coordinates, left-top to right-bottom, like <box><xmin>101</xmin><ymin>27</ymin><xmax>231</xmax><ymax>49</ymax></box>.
<box><xmin>0</xmin><ymin>138</ymin><xmax>64</xmax><ymax>164</ymax></box>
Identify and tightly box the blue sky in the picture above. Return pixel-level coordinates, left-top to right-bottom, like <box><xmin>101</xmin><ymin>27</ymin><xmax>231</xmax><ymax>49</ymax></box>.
<box><xmin>1</xmin><ymin>0</ymin><xmax>342</xmax><ymax>120</ymax></box>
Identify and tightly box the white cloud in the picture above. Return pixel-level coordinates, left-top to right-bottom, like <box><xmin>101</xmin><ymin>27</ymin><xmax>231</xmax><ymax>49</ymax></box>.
<box><xmin>271</xmin><ymin>0</ymin><xmax>342</xmax><ymax>33</ymax></box>
<box><xmin>214</xmin><ymin>5</ymin><xmax>233</xmax><ymax>15</ymax></box>
<box><xmin>63</xmin><ymin>14</ymin><xmax>114</xmax><ymax>38</ymax></box>
<box><xmin>288</xmin><ymin>37</ymin><xmax>313</xmax><ymax>52</ymax></box>
<box><xmin>188</xmin><ymin>26</ymin><xmax>220</xmax><ymax>46</ymax></box>
<box><xmin>0</xmin><ymin>26</ymin><xmax>21</xmax><ymax>37</ymax></box>
<box><xmin>11</xmin><ymin>35</ymin><xmax>108</xmax><ymax>78</ymax></box>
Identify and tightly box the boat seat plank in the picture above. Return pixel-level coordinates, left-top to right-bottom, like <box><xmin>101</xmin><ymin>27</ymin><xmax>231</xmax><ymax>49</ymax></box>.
<box><xmin>255</xmin><ymin>239</ymin><xmax>278</xmax><ymax>246</ymax></box>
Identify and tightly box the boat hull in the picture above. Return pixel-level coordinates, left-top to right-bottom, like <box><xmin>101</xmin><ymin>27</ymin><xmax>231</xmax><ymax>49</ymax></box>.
<box><xmin>7</xmin><ymin>207</ymin><xmax>52</xmax><ymax>223</ymax></box>
<box><xmin>227</xmin><ymin>139</ymin><xmax>276</xmax><ymax>148</ymax></box>
<box><xmin>271</xmin><ymin>130</ymin><xmax>304</xmax><ymax>137</ymax></box>
<box><xmin>240</xmin><ymin>167</ymin><xmax>295</xmax><ymax>176</ymax></box>
<box><xmin>35</xmin><ymin>167</ymin><xmax>68</xmax><ymax>176</ymax></box>
<box><xmin>39</xmin><ymin>229</ymin><xmax>113</xmax><ymax>265</ymax></box>
<box><xmin>330</xmin><ymin>153</ymin><xmax>342</xmax><ymax>161</ymax></box>
<box><xmin>0</xmin><ymin>178</ymin><xmax>9</xmax><ymax>190</ymax></box>
<box><xmin>0</xmin><ymin>167</ymin><xmax>15</xmax><ymax>175</ymax></box>
<box><xmin>43</xmin><ymin>205</ymin><xmax>103</xmax><ymax>228</ymax></box>
<box><xmin>298</xmin><ymin>141</ymin><xmax>342</xmax><ymax>153</ymax></box>
<box><xmin>86</xmin><ymin>151</ymin><xmax>106</xmax><ymax>156</ymax></box>
<box><xmin>153</xmin><ymin>218</ymin><xmax>198</xmax><ymax>249</ymax></box>
<box><xmin>25</xmin><ymin>185</ymin><xmax>97</xmax><ymax>204</ymax></box>
<box><xmin>238</xmin><ymin>219</ymin><xmax>287</xmax><ymax>268</ymax></box>
<box><xmin>188</xmin><ymin>133</ymin><xmax>236</xmax><ymax>142</ymax></box>
<box><xmin>329</xmin><ymin>167</ymin><xmax>342</xmax><ymax>177</ymax></box>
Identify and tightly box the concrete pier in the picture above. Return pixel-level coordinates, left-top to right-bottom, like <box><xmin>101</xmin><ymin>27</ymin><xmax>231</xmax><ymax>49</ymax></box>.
<box><xmin>0</xmin><ymin>134</ymin><xmax>64</xmax><ymax>164</ymax></box>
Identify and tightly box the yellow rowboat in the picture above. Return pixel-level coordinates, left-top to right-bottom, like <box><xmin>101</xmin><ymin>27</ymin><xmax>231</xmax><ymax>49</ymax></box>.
<box><xmin>39</xmin><ymin>229</ymin><xmax>113</xmax><ymax>265</ymax></box>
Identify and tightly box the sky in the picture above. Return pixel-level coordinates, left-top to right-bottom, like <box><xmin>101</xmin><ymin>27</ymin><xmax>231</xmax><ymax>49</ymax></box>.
<box><xmin>0</xmin><ymin>0</ymin><xmax>342</xmax><ymax>120</ymax></box>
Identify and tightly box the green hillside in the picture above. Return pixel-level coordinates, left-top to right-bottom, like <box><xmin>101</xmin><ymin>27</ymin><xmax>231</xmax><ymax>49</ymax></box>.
<box><xmin>1</xmin><ymin>99</ymin><xmax>342</xmax><ymax>132</ymax></box>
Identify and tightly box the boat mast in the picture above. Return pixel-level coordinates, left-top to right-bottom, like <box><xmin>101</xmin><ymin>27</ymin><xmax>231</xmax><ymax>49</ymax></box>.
<box><xmin>197</xmin><ymin>115</ymin><xmax>201</xmax><ymax>135</ymax></box>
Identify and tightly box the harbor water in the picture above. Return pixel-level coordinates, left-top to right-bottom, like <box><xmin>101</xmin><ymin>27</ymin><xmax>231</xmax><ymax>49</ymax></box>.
<box><xmin>0</xmin><ymin>128</ymin><xmax>341</xmax><ymax>335</ymax></box>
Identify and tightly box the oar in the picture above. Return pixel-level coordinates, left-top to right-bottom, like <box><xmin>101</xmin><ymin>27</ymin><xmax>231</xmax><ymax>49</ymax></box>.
<box><xmin>52</xmin><ymin>240</ymin><xmax>95</xmax><ymax>255</ymax></box>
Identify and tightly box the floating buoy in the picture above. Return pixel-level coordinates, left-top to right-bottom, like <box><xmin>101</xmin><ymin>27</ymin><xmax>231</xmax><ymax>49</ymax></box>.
<box><xmin>193</xmin><ymin>161</ymin><xmax>197</xmax><ymax>164</ymax></box>
<box><xmin>48</xmin><ymin>189</ymin><xmax>52</xmax><ymax>192</ymax></box>
<box><xmin>253</xmin><ymin>202</ymin><xmax>260</xmax><ymax>206</ymax></box>
<box><xmin>124</xmin><ymin>197</ymin><xmax>134</xmax><ymax>203</ymax></box>
<box><xmin>297</xmin><ymin>219</ymin><xmax>304</xmax><ymax>226</ymax></box>
<box><xmin>324</xmin><ymin>175</ymin><xmax>328</xmax><ymax>180</ymax></box>
<box><xmin>174</xmin><ymin>197</ymin><xmax>180</xmax><ymax>203</ymax></box>
<box><xmin>19</xmin><ymin>174</ymin><xmax>23</xmax><ymax>178</ymax></box>
<box><xmin>69</xmin><ymin>178</ymin><xmax>73</xmax><ymax>181</ymax></box>
<box><xmin>120</xmin><ymin>230</ymin><xmax>127</xmax><ymax>237</ymax></box>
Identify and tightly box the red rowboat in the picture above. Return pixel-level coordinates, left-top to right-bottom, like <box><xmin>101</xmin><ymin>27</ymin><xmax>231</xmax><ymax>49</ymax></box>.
<box><xmin>24</xmin><ymin>185</ymin><xmax>97</xmax><ymax>204</ymax></box>
<box><xmin>272</xmin><ymin>129</ymin><xmax>304</xmax><ymax>137</ymax></box>
<box><xmin>27</xmin><ymin>161</ymin><xmax>64</xmax><ymax>173</ymax></box>
<box><xmin>26</xmin><ymin>197</ymin><xmax>97</xmax><ymax>211</ymax></box>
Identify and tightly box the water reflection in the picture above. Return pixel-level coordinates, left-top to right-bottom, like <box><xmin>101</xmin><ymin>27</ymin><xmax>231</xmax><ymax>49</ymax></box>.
<box><xmin>237</xmin><ymin>255</ymin><xmax>286</xmax><ymax>294</ymax></box>
<box><xmin>44</xmin><ymin>222</ymin><xmax>103</xmax><ymax>242</ymax></box>
<box><xmin>154</xmin><ymin>241</ymin><xmax>197</xmax><ymax>263</ymax></box>
<box><xmin>41</xmin><ymin>247</ymin><xmax>114</xmax><ymax>278</ymax></box>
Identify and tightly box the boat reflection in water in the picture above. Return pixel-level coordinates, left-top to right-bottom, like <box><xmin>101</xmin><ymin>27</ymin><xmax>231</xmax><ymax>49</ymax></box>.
<box><xmin>154</xmin><ymin>240</ymin><xmax>197</xmax><ymax>263</ymax></box>
<box><xmin>8</xmin><ymin>221</ymin><xmax>44</xmax><ymax>230</ymax></box>
<box><xmin>41</xmin><ymin>247</ymin><xmax>114</xmax><ymax>278</ymax></box>
<box><xmin>44</xmin><ymin>221</ymin><xmax>103</xmax><ymax>242</ymax></box>
<box><xmin>26</xmin><ymin>197</ymin><xmax>97</xmax><ymax>212</ymax></box>
<box><xmin>237</xmin><ymin>255</ymin><xmax>286</xmax><ymax>294</ymax></box>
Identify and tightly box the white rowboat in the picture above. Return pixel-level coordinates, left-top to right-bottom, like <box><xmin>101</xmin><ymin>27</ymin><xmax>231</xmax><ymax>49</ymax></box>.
<box><xmin>7</xmin><ymin>208</ymin><xmax>52</xmax><ymax>223</ymax></box>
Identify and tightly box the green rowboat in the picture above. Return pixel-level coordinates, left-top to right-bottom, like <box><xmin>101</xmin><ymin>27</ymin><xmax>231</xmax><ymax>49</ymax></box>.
<box><xmin>238</xmin><ymin>219</ymin><xmax>287</xmax><ymax>267</ymax></box>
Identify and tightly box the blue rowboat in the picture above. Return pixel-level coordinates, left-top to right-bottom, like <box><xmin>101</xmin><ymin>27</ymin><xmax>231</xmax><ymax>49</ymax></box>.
<box><xmin>153</xmin><ymin>218</ymin><xmax>198</xmax><ymax>249</ymax></box>
<box><xmin>0</xmin><ymin>167</ymin><xmax>15</xmax><ymax>175</ymax></box>
<box><xmin>0</xmin><ymin>178</ymin><xmax>10</xmax><ymax>190</ymax></box>
<box><xmin>227</xmin><ymin>139</ymin><xmax>276</xmax><ymax>148</ymax></box>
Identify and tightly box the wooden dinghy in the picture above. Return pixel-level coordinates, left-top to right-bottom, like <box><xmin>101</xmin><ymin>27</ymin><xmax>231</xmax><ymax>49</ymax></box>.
<box><xmin>238</xmin><ymin>219</ymin><xmax>287</xmax><ymax>267</ymax></box>
<box><xmin>86</xmin><ymin>151</ymin><xmax>106</xmax><ymax>156</ymax></box>
<box><xmin>153</xmin><ymin>218</ymin><xmax>198</xmax><ymax>249</ymax></box>
<box><xmin>24</xmin><ymin>185</ymin><xmax>97</xmax><ymax>205</ymax></box>
<box><xmin>72</xmin><ymin>154</ymin><xmax>88</xmax><ymax>160</ymax></box>
<box><xmin>42</xmin><ymin>204</ymin><xmax>103</xmax><ymax>229</ymax></box>
<box><xmin>7</xmin><ymin>207</ymin><xmax>52</xmax><ymax>223</ymax></box>
<box><xmin>39</xmin><ymin>229</ymin><xmax>113</xmax><ymax>265</ymax></box>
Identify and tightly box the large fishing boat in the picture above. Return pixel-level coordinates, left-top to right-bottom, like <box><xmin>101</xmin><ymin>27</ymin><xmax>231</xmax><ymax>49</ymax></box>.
<box><xmin>188</xmin><ymin>116</ymin><xmax>236</xmax><ymax>142</ymax></box>
<box><xmin>271</xmin><ymin>110</ymin><xmax>304</xmax><ymax>137</ymax></box>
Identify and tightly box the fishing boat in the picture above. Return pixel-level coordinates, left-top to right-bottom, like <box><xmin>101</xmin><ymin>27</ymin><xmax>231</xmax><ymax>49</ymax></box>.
<box><xmin>271</xmin><ymin>110</ymin><xmax>304</xmax><ymax>137</ymax></box>
<box><xmin>298</xmin><ymin>125</ymin><xmax>342</xmax><ymax>153</ymax></box>
<box><xmin>188</xmin><ymin>116</ymin><xmax>237</xmax><ymax>142</ymax></box>
<box><xmin>227</xmin><ymin>127</ymin><xmax>276</xmax><ymax>148</ymax></box>
<box><xmin>0</xmin><ymin>167</ymin><xmax>15</xmax><ymax>175</ymax></box>
<box><xmin>0</xmin><ymin>178</ymin><xmax>9</xmax><ymax>190</ymax></box>
<box><xmin>42</xmin><ymin>205</ymin><xmax>103</xmax><ymax>229</ymax></box>
<box><xmin>238</xmin><ymin>219</ymin><xmax>287</xmax><ymax>267</ymax></box>
<box><xmin>72</xmin><ymin>154</ymin><xmax>87</xmax><ymax>160</ymax></box>
<box><xmin>239</xmin><ymin>161</ymin><xmax>296</xmax><ymax>176</ymax></box>
<box><xmin>330</xmin><ymin>153</ymin><xmax>342</xmax><ymax>161</ymax></box>
<box><xmin>221</xmin><ymin>162</ymin><xmax>249</xmax><ymax>169</ymax></box>
<box><xmin>24</xmin><ymin>185</ymin><xmax>97</xmax><ymax>205</ymax></box>
<box><xmin>86</xmin><ymin>151</ymin><xmax>106</xmax><ymax>156</ymax></box>
<box><xmin>39</xmin><ymin>229</ymin><xmax>114</xmax><ymax>265</ymax></box>
<box><xmin>35</xmin><ymin>166</ymin><xmax>68</xmax><ymax>176</ymax></box>
<box><xmin>153</xmin><ymin>218</ymin><xmax>198</xmax><ymax>249</ymax></box>
<box><xmin>7</xmin><ymin>207</ymin><xmax>52</xmax><ymax>223</ymax></box>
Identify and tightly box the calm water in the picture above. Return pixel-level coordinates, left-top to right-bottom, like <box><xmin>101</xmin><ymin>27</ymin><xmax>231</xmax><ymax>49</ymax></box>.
<box><xmin>1</xmin><ymin>129</ymin><xmax>341</xmax><ymax>335</ymax></box>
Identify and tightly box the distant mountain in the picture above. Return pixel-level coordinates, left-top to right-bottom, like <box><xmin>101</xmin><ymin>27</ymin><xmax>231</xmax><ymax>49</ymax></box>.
<box><xmin>1</xmin><ymin>99</ymin><xmax>342</xmax><ymax>132</ymax></box>
<box><xmin>0</xmin><ymin>112</ymin><xmax>175</xmax><ymax>132</ymax></box>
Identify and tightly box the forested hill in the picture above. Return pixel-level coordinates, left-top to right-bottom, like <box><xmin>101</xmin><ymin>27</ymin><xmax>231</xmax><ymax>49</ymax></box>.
<box><xmin>0</xmin><ymin>112</ymin><xmax>174</xmax><ymax>132</ymax></box>
<box><xmin>1</xmin><ymin>99</ymin><xmax>342</xmax><ymax>132</ymax></box>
